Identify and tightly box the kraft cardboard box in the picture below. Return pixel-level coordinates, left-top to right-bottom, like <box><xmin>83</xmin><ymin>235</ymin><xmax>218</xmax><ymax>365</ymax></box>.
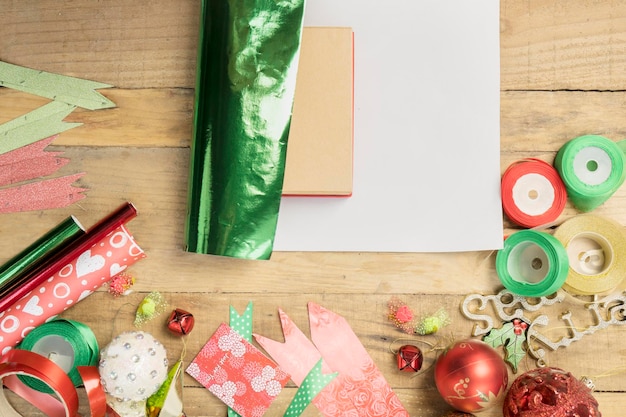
<box><xmin>283</xmin><ymin>27</ymin><xmax>354</xmax><ymax>196</ymax></box>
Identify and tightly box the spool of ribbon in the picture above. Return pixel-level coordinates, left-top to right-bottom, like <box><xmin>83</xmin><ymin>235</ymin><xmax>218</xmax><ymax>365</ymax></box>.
<box><xmin>554</xmin><ymin>135</ymin><xmax>626</xmax><ymax>212</ymax></box>
<box><xmin>496</xmin><ymin>230</ymin><xmax>569</xmax><ymax>297</ymax></box>
<box><xmin>553</xmin><ymin>214</ymin><xmax>626</xmax><ymax>295</ymax></box>
<box><xmin>501</xmin><ymin>159</ymin><xmax>567</xmax><ymax>228</ymax></box>
<box><xmin>0</xmin><ymin>349</ymin><xmax>79</xmax><ymax>417</ymax></box>
<box><xmin>17</xmin><ymin>319</ymin><xmax>99</xmax><ymax>393</ymax></box>
<box><xmin>0</xmin><ymin>349</ymin><xmax>108</xmax><ymax>417</ymax></box>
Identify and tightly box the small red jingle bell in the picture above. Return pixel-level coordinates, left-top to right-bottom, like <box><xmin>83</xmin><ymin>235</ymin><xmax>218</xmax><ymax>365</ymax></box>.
<box><xmin>397</xmin><ymin>344</ymin><xmax>423</xmax><ymax>372</ymax></box>
<box><xmin>167</xmin><ymin>308</ymin><xmax>195</xmax><ymax>335</ymax></box>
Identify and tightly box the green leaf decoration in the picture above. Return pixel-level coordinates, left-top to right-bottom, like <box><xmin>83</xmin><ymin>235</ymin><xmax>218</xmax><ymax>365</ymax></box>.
<box><xmin>483</xmin><ymin>321</ymin><xmax>527</xmax><ymax>373</ymax></box>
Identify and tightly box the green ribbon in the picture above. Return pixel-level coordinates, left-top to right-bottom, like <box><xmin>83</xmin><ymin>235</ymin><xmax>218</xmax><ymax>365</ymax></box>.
<box><xmin>554</xmin><ymin>135</ymin><xmax>626</xmax><ymax>212</ymax></box>
<box><xmin>283</xmin><ymin>359</ymin><xmax>337</xmax><ymax>417</ymax></box>
<box><xmin>185</xmin><ymin>0</ymin><xmax>306</xmax><ymax>259</ymax></box>
<box><xmin>17</xmin><ymin>319</ymin><xmax>100</xmax><ymax>393</ymax></box>
<box><xmin>496</xmin><ymin>230</ymin><xmax>569</xmax><ymax>297</ymax></box>
<box><xmin>0</xmin><ymin>216</ymin><xmax>84</xmax><ymax>294</ymax></box>
<box><xmin>229</xmin><ymin>302</ymin><xmax>253</xmax><ymax>417</ymax></box>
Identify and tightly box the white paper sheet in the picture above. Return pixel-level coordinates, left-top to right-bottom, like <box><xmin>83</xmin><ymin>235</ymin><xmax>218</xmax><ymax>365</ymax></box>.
<box><xmin>274</xmin><ymin>0</ymin><xmax>503</xmax><ymax>252</ymax></box>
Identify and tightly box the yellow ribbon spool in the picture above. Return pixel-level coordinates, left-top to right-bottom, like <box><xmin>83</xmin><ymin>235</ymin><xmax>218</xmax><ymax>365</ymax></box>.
<box><xmin>553</xmin><ymin>214</ymin><xmax>626</xmax><ymax>295</ymax></box>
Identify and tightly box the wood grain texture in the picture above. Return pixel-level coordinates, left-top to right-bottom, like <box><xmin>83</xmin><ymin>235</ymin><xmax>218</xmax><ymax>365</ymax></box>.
<box><xmin>2</xmin><ymin>1</ymin><xmax>626</xmax><ymax>416</ymax></box>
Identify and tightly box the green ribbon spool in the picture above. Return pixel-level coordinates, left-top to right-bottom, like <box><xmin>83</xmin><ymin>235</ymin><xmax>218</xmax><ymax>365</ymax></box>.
<box><xmin>496</xmin><ymin>230</ymin><xmax>569</xmax><ymax>297</ymax></box>
<box><xmin>17</xmin><ymin>319</ymin><xmax>99</xmax><ymax>393</ymax></box>
<box><xmin>554</xmin><ymin>135</ymin><xmax>626</xmax><ymax>212</ymax></box>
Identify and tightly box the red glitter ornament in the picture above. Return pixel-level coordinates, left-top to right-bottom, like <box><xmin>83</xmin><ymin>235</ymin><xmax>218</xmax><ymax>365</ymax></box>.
<box><xmin>397</xmin><ymin>344</ymin><xmax>423</xmax><ymax>372</ymax></box>
<box><xmin>503</xmin><ymin>367</ymin><xmax>601</xmax><ymax>417</ymax></box>
<box><xmin>167</xmin><ymin>308</ymin><xmax>195</xmax><ymax>335</ymax></box>
<box><xmin>434</xmin><ymin>339</ymin><xmax>508</xmax><ymax>413</ymax></box>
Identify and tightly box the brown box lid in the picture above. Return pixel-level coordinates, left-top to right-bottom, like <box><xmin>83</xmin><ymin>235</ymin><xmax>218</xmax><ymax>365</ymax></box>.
<box><xmin>283</xmin><ymin>27</ymin><xmax>353</xmax><ymax>196</ymax></box>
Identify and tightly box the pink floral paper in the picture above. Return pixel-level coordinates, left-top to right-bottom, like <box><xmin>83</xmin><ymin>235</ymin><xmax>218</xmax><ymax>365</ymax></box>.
<box><xmin>186</xmin><ymin>323</ymin><xmax>290</xmax><ymax>417</ymax></box>
<box><xmin>255</xmin><ymin>303</ymin><xmax>409</xmax><ymax>417</ymax></box>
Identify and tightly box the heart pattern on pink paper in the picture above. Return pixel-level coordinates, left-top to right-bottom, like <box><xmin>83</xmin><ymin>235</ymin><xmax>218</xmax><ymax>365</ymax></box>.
<box><xmin>23</xmin><ymin>296</ymin><xmax>44</xmax><ymax>316</ymax></box>
<box><xmin>75</xmin><ymin>250</ymin><xmax>105</xmax><ymax>278</ymax></box>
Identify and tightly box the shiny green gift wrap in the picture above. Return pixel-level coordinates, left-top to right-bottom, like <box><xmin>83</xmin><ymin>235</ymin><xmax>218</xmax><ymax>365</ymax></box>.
<box><xmin>185</xmin><ymin>0</ymin><xmax>306</xmax><ymax>259</ymax></box>
<box><xmin>0</xmin><ymin>216</ymin><xmax>85</xmax><ymax>294</ymax></box>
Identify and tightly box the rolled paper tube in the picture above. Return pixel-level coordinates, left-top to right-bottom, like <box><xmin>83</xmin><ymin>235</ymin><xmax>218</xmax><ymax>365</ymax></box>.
<box><xmin>501</xmin><ymin>159</ymin><xmax>567</xmax><ymax>228</ymax></box>
<box><xmin>0</xmin><ymin>223</ymin><xmax>145</xmax><ymax>355</ymax></box>
<box><xmin>496</xmin><ymin>230</ymin><xmax>569</xmax><ymax>297</ymax></box>
<box><xmin>184</xmin><ymin>0</ymin><xmax>306</xmax><ymax>259</ymax></box>
<box><xmin>0</xmin><ymin>202</ymin><xmax>137</xmax><ymax>311</ymax></box>
<box><xmin>554</xmin><ymin>135</ymin><xmax>626</xmax><ymax>212</ymax></box>
<box><xmin>553</xmin><ymin>214</ymin><xmax>626</xmax><ymax>295</ymax></box>
<box><xmin>18</xmin><ymin>319</ymin><xmax>99</xmax><ymax>393</ymax></box>
<box><xmin>0</xmin><ymin>216</ymin><xmax>85</xmax><ymax>293</ymax></box>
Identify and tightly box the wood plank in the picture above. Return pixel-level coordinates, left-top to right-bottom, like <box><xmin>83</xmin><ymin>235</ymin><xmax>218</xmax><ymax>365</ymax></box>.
<box><xmin>4</xmin><ymin>0</ymin><xmax>626</xmax><ymax>91</ymax></box>
<box><xmin>501</xmin><ymin>0</ymin><xmax>626</xmax><ymax>90</ymax></box>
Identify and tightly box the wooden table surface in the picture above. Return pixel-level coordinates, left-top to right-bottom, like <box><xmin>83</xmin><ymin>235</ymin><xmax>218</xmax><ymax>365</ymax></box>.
<box><xmin>2</xmin><ymin>1</ymin><xmax>626</xmax><ymax>416</ymax></box>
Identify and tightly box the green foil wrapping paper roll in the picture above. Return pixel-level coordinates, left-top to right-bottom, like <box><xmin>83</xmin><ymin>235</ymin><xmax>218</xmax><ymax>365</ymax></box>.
<box><xmin>0</xmin><ymin>216</ymin><xmax>85</xmax><ymax>293</ymax></box>
<box><xmin>185</xmin><ymin>0</ymin><xmax>306</xmax><ymax>259</ymax></box>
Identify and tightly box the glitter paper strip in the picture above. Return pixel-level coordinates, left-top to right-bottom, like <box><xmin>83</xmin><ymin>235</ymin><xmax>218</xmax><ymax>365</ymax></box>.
<box><xmin>184</xmin><ymin>0</ymin><xmax>306</xmax><ymax>259</ymax></box>
<box><xmin>0</xmin><ymin>136</ymin><xmax>69</xmax><ymax>185</ymax></box>
<box><xmin>0</xmin><ymin>173</ymin><xmax>87</xmax><ymax>214</ymax></box>
<box><xmin>0</xmin><ymin>61</ymin><xmax>115</xmax><ymax>110</ymax></box>
<box><xmin>0</xmin><ymin>102</ymin><xmax>80</xmax><ymax>155</ymax></box>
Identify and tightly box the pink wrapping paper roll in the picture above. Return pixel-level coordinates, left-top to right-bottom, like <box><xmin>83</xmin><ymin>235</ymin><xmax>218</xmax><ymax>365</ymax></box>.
<box><xmin>0</xmin><ymin>224</ymin><xmax>144</xmax><ymax>354</ymax></box>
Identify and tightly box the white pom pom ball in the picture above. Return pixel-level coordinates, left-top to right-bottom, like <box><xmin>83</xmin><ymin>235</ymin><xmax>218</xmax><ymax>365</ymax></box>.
<box><xmin>99</xmin><ymin>331</ymin><xmax>168</xmax><ymax>402</ymax></box>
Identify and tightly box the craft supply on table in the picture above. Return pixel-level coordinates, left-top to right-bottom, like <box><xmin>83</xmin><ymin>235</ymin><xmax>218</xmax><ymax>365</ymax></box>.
<box><xmin>17</xmin><ymin>318</ymin><xmax>99</xmax><ymax>394</ymax></box>
<box><xmin>0</xmin><ymin>348</ymin><xmax>80</xmax><ymax>417</ymax></box>
<box><xmin>503</xmin><ymin>367</ymin><xmax>601</xmax><ymax>417</ymax></box>
<box><xmin>100</xmin><ymin>331</ymin><xmax>168</xmax><ymax>417</ymax></box>
<box><xmin>554</xmin><ymin>134</ymin><xmax>626</xmax><ymax>212</ymax></box>
<box><xmin>501</xmin><ymin>158</ymin><xmax>567</xmax><ymax>228</ymax></box>
<box><xmin>0</xmin><ymin>210</ymin><xmax>145</xmax><ymax>354</ymax></box>
<box><xmin>434</xmin><ymin>339</ymin><xmax>508</xmax><ymax>413</ymax></box>
<box><xmin>553</xmin><ymin>214</ymin><xmax>626</xmax><ymax>295</ymax></box>
<box><xmin>496</xmin><ymin>229</ymin><xmax>569</xmax><ymax>297</ymax></box>
<box><xmin>184</xmin><ymin>0</ymin><xmax>306</xmax><ymax>260</ymax></box>
<box><xmin>0</xmin><ymin>215</ymin><xmax>85</xmax><ymax>294</ymax></box>
<box><xmin>0</xmin><ymin>201</ymin><xmax>138</xmax><ymax>313</ymax></box>
<box><xmin>187</xmin><ymin>323</ymin><xmax>291</xmax><ymax>417</ymax></box>
<box><xmin>255</xmin><ymin>302</ymin><xmax>410</xmax><ymax>417</ymax></box>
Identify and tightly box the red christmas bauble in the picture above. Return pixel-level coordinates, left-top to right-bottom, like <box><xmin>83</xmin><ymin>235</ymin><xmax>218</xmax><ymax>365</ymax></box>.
<box><xmin>434</xmin><ymin>339</ymin><xmax>508</xmax><ymax>413</ymax></box>
<box><xmin>503</xmin><ymin>367</ymin><xmax>601</xmax><ymax>417</ymax></box>
<box><xmin>397</xmin><ymin>344</ymin><xmax>423</xmax><ymax>372</ymax></box>
<box><xmin>167</xmin><ymin>308</ymin><xmax>195</xmax><ymax>335</ymax></box>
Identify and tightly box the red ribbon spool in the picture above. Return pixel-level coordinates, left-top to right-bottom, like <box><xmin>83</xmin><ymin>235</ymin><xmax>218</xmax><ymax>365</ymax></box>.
<box><xmin>0</xmin><ymin>349</ymin><xmax>110</xmax><ymax>417</ymax></box>
<box><xmin>501</xmin><ymin>159</ymin><xmax>567</xmax><ymax>228</ymax></box>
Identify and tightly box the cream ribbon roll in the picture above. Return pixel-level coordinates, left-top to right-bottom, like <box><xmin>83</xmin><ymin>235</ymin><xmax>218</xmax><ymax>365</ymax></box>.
<box><xmin>553</xmin><ymin>214</ymin><xmax>626</xmax><ymax>295</ymax></box>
